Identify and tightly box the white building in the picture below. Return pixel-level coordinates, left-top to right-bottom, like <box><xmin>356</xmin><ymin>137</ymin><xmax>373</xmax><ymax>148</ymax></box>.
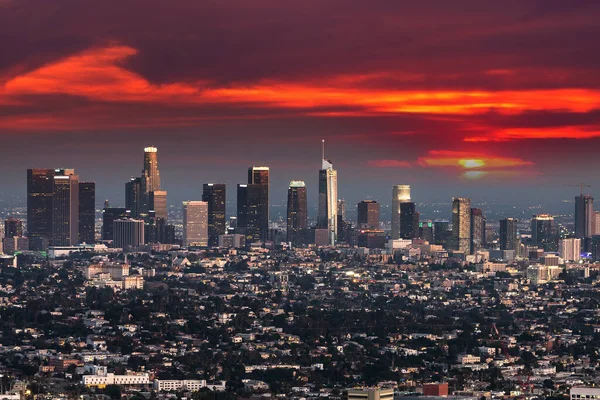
<box><xmin>347</xmin><ymin>387</ymin><xmax>394</xmax><ymax>400</ymax></box>
<box><xmin>527</xmin><ymin>264</ymin><xmax>562</xmax><ymax>285</ymax></box>
<box><xmin>82</xmin><ymin>372</ymin><xmax>150</xmax><ymax>386</ymax></box>
<box><xmin>183</xmin><ymin>201</ymin><xmax>208</xmax><ymax>246</ymax></box>
<box><xmin>571</xmin><ymin>387</ymin><xmax>600</xmax><ymax>400</ymax></box>
<box><xmin>153</xmin><ymin>379</ymin><xmax>226</xmax><ymax>392</ymax></box>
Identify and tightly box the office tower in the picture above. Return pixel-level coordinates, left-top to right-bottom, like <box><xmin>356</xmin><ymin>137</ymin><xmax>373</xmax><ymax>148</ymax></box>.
<box><xmin>575</xmin><ymin>194</ymin><xmax>594</xmax><ymax>239</ymax></box>
<box><xmin>595</xmin><ymin>211</ymin><xmax>600</xmax><ymax>235</ymax></box>
<box><xmin>78</xmin><ymin>181</ymin><xmax>95</xmax><ymax>244</ymax></box>
<box><xmin>287</xmin><ymin>181</ymin><xmax>308</xmax><ymax>246</ymax></box>
<box><xmin>347</xmin><ymin>388</ymin><xmax>394</xmax><ymax>400</ymax></box>
<box><xmin>451</xmin><ymin>197</ymin><xmax>471</xmax><ymax>253</ymax></box>
<box><xmin>236</xmin><ymin>184</ymin><xmax>249</xmax><ymax>234</ymax></box>
<box><xmin>357</xmin><ymin>200</ymin><xmax>380</xmax><ymax>230</ymax></box>
<box><xmin>52</xmin><ymin>169</ymin><xmax>79</xmax><ymax>246</ymax></box>
<box><xmin>318</xmin><ymin>141</ymin><xmax>338</xmax><ymax>245</ymax></box>
<box><xmin>338</xmin><ymin>199</ymin><xmax>346</xmax><ymax>220</ymax></box>
<box><xmin>182</xmin><ymin>201</ymin><xmax>209</xmax><ymax>246</ymax></box>
<box><xmin>149</xmin><ymin>190</ymin><xmax>168</xmax><ymax>220</ymax></box>
<box><xmin>202</xmin><ymin>183</ymin><xmax>226</xmax><ymax>247</ymax></box>
<box><xmin>531</xmin><ymin>214</ymin><xmax>558</xmax><ymax>252</ymax></box>
<box><xmin>248</xmin><ymin>166</ymin><xmax>270</xmax><ymax>242</ymax></box>
<box><xmin>113</xmin><ymin>219</ymin><xmax>145</xmax><ymax>249</ymax></box>
<box><xmin>27</xmin><ymin>168</ymin><xmax>55</xmax><ymax>250</ymax></box>
<box><xmin>433</xmin><ymin>220</ymin><xmax>450</xmax><ymax>246</ymax></box>
<box><xmin>559</xmin><ymin>238</ymin><xmax>581</xmax><ymax>262</ymax></box>
<box><xmin>392</xmin><ymin>184</ymin><xmax>411</xmax><ymax>240</ymax></box>
<box><xmin>125</xmin><ymin>177</ymin><xmax>142</xmax><ymax>218</ymax></box>
<box><xmin>102</xmin><ymin>207</ymin><xmax>130</xmax><ymax>241</ymax></box>
<box><xmin>141</xmin><ymin>146</ymin><xmax>161</xmax><ymax>193</ymax></box>
<box><xmin>499</xmin><ymin>218</ymin><xmax>518</xmax><ymax>251</ymax></box>
<box><xmin>400</xmin><ymin>202</ymin><xmax>417</xmax><ymax>239</ymax></box>
<box><xmin>419</xmin><ymin>220</ymin><xmax>434</xmax><ymax>243</ymax></box>
<box><xmin>470</xmin><ymin>208</ymin><xmax>486</xmax><ymax>254</ymax></box>
<box><xmin>4</xmin><ymin>218</ymin><xmax>23</xmax><ymax>238</ymax></box>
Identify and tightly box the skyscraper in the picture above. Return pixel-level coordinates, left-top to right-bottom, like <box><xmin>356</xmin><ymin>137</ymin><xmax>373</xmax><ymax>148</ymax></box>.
<box><xmin>357</xmin><ymin>200</ymin><xmax>380</xmax><ymax>230</ymax></box>
<box><xmin>149</xmin><ymin>190</ymin><xmax>168</xmax><ymax>220</ymax></box>
<box><xmin>287</xmin><ymin>181</ymin><xmax>308</xmax><ymax>246</ymax></box>
<box><xmin>575</xmin><ymin>194</ymin><xmax>594</xmax><ymax>239</ymax></box>
<box><xmin>559</xmin><ymin>238</ymin><xmax>581</xmax><ymax>262</ymax></box>
<box><xmin>140</xmin><ymin>146</ymin><xmax>167</xmax><ymax>218</ymax></box>
<box><xmin>4</xmin><ymin>218</ymin><xmax>23</xmax><ymax>238</ymax></box>
<box><xmin>236</xmin><ymin>184</ymin><xmax>249</xmax><ymax>234</ymax></box>
<box><xmin>203</xmin><ymin>183</ymin><xmax>226</xmax><ymax>247</ymax></box>
<box><xmin>125</xmin><ymin>177</ymin><xmax>142</xmax><ymax>218</ymax></box>
<box><xmin>531</xmin><ymin>214</ymin><xmax>558</xmax><ymax>252</ymax></box>
<box><xmin>499</xmin><ymin>218</ymin><xmax>518</xmax><ymax>251</ymax></box>
<box><xmin>452</xmin><ymin>197</ymin><xmax>471</xmax><ymax>253</ymax></box>
<box><xmin>27</xmin><ymin>168</ymin><xmax>55</xmax><ymax>250</ymax></box>
<box><xmin>113</xmin><ymin>219</ymin><xmax>145</xmax><ymax>249</ymax></box>
<box><xmin>400</xmin><ymin>202</ymin><xmax>417</xmax><ymax>239</ymax></box>
<box><xmin>392</xmin><ymin>184</ymin><xmax>411</xmax><ymax>240</ymax></box>
<box><xmin>52</xmin><ymin>169</ymin><xmax>79</xmax><ymax>246</ymax></box>
<box><xmin>182</xmin><ymin>201</ymin><xmax>209</xmax><ymax>246</ymax></box>
<box><xmin>248</xmin><ymin>166</ymin><xmax>270</xmax><ymax>242</ymax></box>
<box><xmin>78</xmin><ymin>181</ymin><xmax>95</xmax><ymax>244</ymax></box>
<box><xmin>318</xmin><ymin>140</ymin><xmax>338</xmax><ymax>245</ymax></box>
<box><xmin>470</xmin><ymin>208</ymin><xmax>486</xmax><ymax>254</ymax></box>
<box><xmin>102</xmin><ymin>207</ymin><xmax>130</xmax><ymax>241</ymax></box>
<box><xmin>433</xmin><ymin>220</ymin><xmax>450</xmax><ymax>246</ymax></box>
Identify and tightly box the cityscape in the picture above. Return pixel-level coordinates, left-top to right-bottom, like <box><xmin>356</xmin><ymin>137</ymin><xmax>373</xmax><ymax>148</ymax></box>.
<box><xmin>3</xmin><ymin>1</ymin><xmax>600</xmax><ymax>400</ymax></box>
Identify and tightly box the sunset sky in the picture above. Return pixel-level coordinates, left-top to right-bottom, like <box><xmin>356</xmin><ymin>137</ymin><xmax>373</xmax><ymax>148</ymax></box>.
<box><xmin>1</xmin><ymin>0</ymin><xmax>600</xmax><ymax>209</ymax></box>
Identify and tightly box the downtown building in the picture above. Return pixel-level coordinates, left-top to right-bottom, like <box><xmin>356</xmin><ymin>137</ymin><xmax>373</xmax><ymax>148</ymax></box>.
<box><xmin>317</xmin><ymin>141</ymin><xmax>338</xmax><ymax>245</ymax></box>
<box><xmin>182</xmin><ymin>201</ymin><xmax>209</xmax><ymax>247</ymax></box>
<box><xmin>470</xmin><ymin>208</ymin><xmax>486</xmax><ymax>254</ymax></box>
<box><xmin>237</xmin><ymin>167</ymin><xmax>270</xmax><ymax>244</ymax></box>
<box><xmin>202</xmin><ymin>183</ymin><xmax>226</xmax><ymax>246</ymax></box>
<box><xmin>451</xmin><ymin>197</ymin><xmax>471</xmax><ymax>254</ymax></box>
<box><xmin>27</xmin><ymin>168</ymin><xmax>95</xmax><ymax>249</ymax></box>
<box><xmin>499</xmin><ymin>218</ymin><xmax>518</xmax><ymax>251</ymax></box>
<box><xmin>286</xmin><ymin>181</ymin><xmax>308</xmax><ymax>246</ymax></box>
<box><xmin>391</xmin><ymin>184</ymin><xmax>411</xmax><ymax>240</ymax></box>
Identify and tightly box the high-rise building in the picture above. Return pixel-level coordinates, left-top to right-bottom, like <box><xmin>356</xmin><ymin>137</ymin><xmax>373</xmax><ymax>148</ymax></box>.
<box><xmin>4</xmin><ymin>218</ymin><xmax>23</xmax><ymax>238</ymax></box>
<box><xmin>531</xmin><ymin>214</ymin><xmax>558</xmax><ymax>252</ymax></box>
<box><xmin>433</xmin><ymin>220</ymin><xmax>450</xmax><ymax>246</ymax></box>
<box><xmin>499</xmin><ymin>218</ymin><xmax>518</xmax><ymax>251</ymax></box>
<box><xmin>318</xmin><ymin>141</ymin><xmax>338</xmax><ymax>245</ymax></box>
<box><xmin>392</xmin><ymin>184</ymin><xmax>411</xmax><ymax>240</ymax></box>
<box><xmin>247</xmin><ymin>166</ymin><xmax>270</xmax><ymax>242</ymax></box>
<box><xmin>470</xmin><ymin>208</ymin><xmax>486</xmax><ymax>254</ymax></box>
<box><xmin>559</xmin><ymin>238</ymin><xmax>581</xmax><ymax>262</ymax></box>
<box><xmin>419</xmin><ymin>220</ymin><xmax>434</xmax><ymax>243</ymax></box>
<box><xmin>182</xmin><ymin>201</ymin><xmax>208</xmax><ymax>246</ymax></box>
<box><xmin>287</xmin><ymin>181</ymin><xmax>308</xmax><ymax>246</ymax></box>
<box><xmin>102</xmin><ymin>207</ymin><xmax>130</xmax><ymax>241</ymax></box>
<box><xmin>202</xmin><ymin>183</ymin><xmax>226</xmax><ymax>247</ymax></box>
<box><xmin>27</xmin><ymin>168</ymin><xmax>55</xmax><ymax>250</ymax></box>
<box><xmin>452</xmin><ymin>197</ymin><xmax>471</xmax><ymax>253</ymax></box>
<box><xmin>141</xmin><ymin>146</ymin><xmax>161</xmax><ymax>193</ymax></box>
<box><xmin>595</xmin><ymin>211</ymin><xmax>600</xmax><ymax>235</ymax></box>
<box><xmin>125</xmin><ymin>177</ymin><xmax>142</xmax><ymax>218</ymax></box>
<box><xmin>113</xmin><ymin>219</ymin><xmax>145</xmax><ymax>249</ymax></box>
<box><xmin>149</xmin><ymin>190</ymin><xmax>168</xmax><ymax>220</ymax></box>
<box><xmin>357</xmin><ymin>200</ymin><xmax>380</xmax><ymax>230</ymax></box>
<box><xmin>575</xmin><ymin>194</ymin><xmax>594</xmax><ymax>239</ymax></box>
<box><xmin>52</xmin><ymin>169</ymin><xmax>79</xmax><ymax>246</ymax></box>
<box><xmin>78</xmin><ymin>181</ymin><xmax>95</xmax><ymax>244</ymax></box>
<box><xmin>400</xmin><ymin>202</ymin><xmax>417</xmax><ymax>239</ymax></box>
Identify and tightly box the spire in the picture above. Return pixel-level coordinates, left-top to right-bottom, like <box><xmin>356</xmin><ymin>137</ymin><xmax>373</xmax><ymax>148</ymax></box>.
<box><xmin>321</xmin><ymin>139</ymin><xmax>333</xmax><ymax>170</ymax></box>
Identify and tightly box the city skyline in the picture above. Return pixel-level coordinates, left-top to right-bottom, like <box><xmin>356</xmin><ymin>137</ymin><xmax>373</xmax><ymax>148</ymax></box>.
<box><xmin>2</xmin><ymin>2</ymin><xmax>600</xmax><ymax>206</ymax></box>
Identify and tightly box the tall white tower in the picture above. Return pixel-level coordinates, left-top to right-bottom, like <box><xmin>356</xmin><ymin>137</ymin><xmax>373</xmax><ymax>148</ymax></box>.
<box><xmin>318</xmin><ymin>140</ymin><xmax>338</xmax><ymax>245</ymax></box>
<box><xmin>391</xmin><ymin>185</ymin><xmax>411</xmax><ymax>240</ymax></box>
